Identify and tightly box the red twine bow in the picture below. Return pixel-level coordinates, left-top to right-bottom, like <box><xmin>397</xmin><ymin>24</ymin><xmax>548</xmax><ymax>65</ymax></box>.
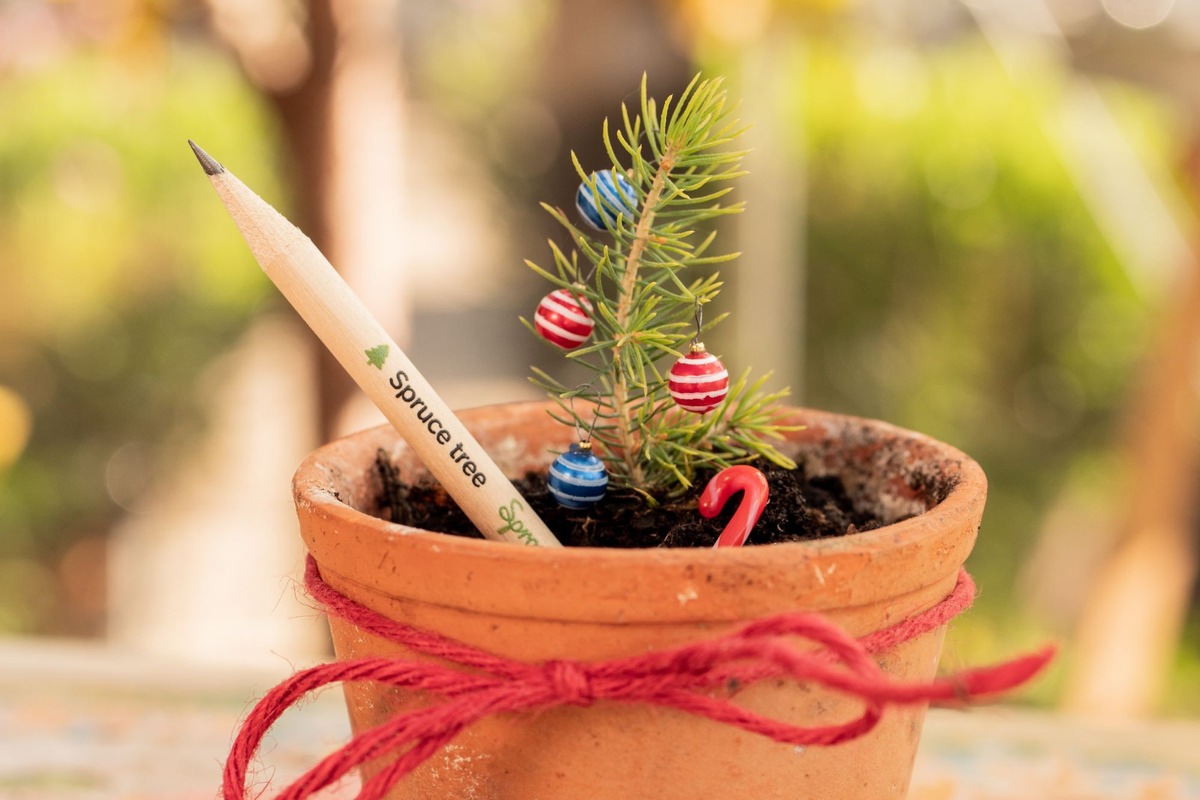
<box><xmin>222</xmin><ymin>556</ymin><xmax>1054</xmax><ymax>800</ymax></box>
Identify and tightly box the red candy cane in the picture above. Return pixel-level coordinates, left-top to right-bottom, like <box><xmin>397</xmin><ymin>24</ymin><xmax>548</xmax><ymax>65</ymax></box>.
<box><xmin>699</xmin><ymin>465</ymin><xmax>770</xmax><ymax>548</ymax></box>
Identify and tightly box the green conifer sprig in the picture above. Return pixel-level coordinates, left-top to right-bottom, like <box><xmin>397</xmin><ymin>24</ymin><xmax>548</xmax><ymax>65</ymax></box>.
<box><xmin>522</xmin><ymin>74</ymin><xmax>798</xmax><ymax>501</ymax></box>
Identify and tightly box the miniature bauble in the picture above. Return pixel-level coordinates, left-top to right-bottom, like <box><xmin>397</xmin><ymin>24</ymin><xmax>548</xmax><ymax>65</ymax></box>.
<box><xmin>534</xmin><ymin>288</ymin><xmax>595</xmax><ymax>349</ymax></box>
<box><xmin>668</xmin><ymin>343</ymin><xmax>730</xmax><ymax>413</ymax></box>
<box><xmin>576</xmin><ymin>169</ymin><xmax>638</xmax><ymax>231</ymax></box>
<box><xmin>547</xmin><ymin>442</ymin><xmax>608</xmax><ymax>509</ymax></box>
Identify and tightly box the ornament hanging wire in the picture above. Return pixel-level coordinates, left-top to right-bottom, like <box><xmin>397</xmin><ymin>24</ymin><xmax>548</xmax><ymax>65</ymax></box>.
<box><xmin>566</xmin><ymin>382</ymin><xmax>603</xmax><ymax>446</ymax></box>
<box><xmin>577</xmin><ymin>250</ymin><xmax>598</xmax><ymax>286</ymax></box>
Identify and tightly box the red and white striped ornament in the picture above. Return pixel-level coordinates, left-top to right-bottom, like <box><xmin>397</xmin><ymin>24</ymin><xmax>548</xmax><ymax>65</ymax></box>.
<box><xmin>534</xmin><ymin>288</ymin><xmax>594</xmax><ymax>350</ymax></box>
<box><xmin>668</xmin><ymin>342</ymin><xmax>729</xmax><ymax>413</ymax></box>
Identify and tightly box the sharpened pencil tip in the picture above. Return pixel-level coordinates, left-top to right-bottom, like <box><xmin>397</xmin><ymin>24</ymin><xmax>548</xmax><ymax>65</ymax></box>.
<box><xmin>188</xmin><ymin>140</ymin><xmax>224</xmax><ymax>175</ymax></box>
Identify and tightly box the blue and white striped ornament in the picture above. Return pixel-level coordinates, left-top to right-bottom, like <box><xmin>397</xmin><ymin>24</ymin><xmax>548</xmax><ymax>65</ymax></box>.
<box><xmin>547</xmin><ymin>442</ymin><xmax>609</xmax><ymax>510</ymax></box>
<box><xmin>576</xmin><ymin>169</ymin><xmax>638</xmax><ymax>232</ymax></box>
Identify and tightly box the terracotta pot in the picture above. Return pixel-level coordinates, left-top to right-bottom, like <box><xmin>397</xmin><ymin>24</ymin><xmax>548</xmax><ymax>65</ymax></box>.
<box><xmin>293</xmin><ymin>401</ymin><xmax>985</xmax><ymax>799</ymax></box>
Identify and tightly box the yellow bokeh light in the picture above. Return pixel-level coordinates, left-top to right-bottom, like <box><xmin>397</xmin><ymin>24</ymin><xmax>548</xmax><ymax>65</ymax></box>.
<box><xmin>0</xmin><ymin>385</ymin><xmax>33</xmax><ymax>470</ymax></box>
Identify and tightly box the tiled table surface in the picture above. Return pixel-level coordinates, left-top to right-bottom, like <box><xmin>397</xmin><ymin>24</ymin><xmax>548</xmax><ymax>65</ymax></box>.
<box><xmin>2</xmin><ymin>637</ymin><xmax>1198</xmax><ymax>800</ymax></box>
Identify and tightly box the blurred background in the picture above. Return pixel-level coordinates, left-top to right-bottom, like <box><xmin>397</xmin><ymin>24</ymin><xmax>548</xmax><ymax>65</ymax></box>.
<box><xmin>0</xmin><ymin>0</ymin><xmax>1198</xmax><ymax>726</ymax></box>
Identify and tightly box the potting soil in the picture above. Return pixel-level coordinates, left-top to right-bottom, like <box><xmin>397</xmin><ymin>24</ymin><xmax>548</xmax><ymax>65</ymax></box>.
<box><xmin>374</xmin><ymin>454</ymin><xmax>896</xmax><ymax>548</ymax></box>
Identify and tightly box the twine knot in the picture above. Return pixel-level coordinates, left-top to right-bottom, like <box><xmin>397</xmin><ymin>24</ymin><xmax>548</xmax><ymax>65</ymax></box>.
<box><xmin>543</xmin><ymin>660</ymin><xmax>596</xmax><ymax>706</ymax></box>
<box><xmin>221</xmin><ymin>556</ymin><xmax>1055</xmax><ymax>800</ymax></box>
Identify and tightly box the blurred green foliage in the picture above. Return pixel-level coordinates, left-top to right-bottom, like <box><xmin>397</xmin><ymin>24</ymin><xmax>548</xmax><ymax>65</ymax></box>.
<box><xmin>789</xmin><ymin>36</ymin><xmax>1196</xmax><ymax>710</ymax></box>
<box><xmin>799</xmin><ymin>37</ymin><xmax>1152</xmax><ymax>583</ymax></box>
<box><xmin>0</xmin><ymin>43</ymin><xmax>281</xmax><ymax>633</ymax></box>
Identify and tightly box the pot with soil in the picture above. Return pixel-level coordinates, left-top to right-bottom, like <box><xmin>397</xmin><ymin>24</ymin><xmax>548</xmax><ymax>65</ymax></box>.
<box><xmin>292</xmin><ymin>399</ymin><xmax>991</xmax><ymax>800</ymax></box>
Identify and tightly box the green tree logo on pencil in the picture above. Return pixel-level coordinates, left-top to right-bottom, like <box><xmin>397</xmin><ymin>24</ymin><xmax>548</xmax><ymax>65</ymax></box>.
<box><xmin>365</xmin><ymin>344</ymin><xmax>389</xmax><ymax>370</ymax></box>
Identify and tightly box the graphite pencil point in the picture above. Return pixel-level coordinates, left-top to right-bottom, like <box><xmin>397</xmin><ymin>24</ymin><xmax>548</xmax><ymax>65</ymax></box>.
<box><xmin>187</xmin><ymin>140</ymin><xmax>224</xmax><ymax>176</ymax></box>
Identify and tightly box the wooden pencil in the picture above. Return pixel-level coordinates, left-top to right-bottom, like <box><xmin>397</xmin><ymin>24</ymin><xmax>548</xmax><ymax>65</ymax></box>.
<box><xmin>188</xmin><ymin>140</ymin><xmax>561</xmax><ymax>547</ymax></box>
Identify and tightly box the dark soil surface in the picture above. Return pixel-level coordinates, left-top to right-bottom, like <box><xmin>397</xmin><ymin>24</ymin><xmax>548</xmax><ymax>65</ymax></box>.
<box><xmin>374</xmin><ymin>452</ymin><xmax>896</xmax><ymax>548</ymax></box>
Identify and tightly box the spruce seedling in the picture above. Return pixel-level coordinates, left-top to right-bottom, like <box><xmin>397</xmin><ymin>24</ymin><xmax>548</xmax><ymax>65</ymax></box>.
<box><xmin>524</xmin><ymin>74</ymin><xmax>798</xmax><ymax>503</ymax></box>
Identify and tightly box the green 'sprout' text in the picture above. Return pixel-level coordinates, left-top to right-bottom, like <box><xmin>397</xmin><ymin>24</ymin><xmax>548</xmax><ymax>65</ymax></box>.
<box><xmin>497</xmin><ymin>499</ymin><xmax>539</xmax><ymax>545</ymax></box>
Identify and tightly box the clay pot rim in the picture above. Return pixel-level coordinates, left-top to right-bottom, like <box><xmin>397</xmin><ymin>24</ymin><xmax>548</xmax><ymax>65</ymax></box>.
<box><xmin>294</xmin><ymin>401</ymin><xmax>985</xmax><ymax>574</ymax></box>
